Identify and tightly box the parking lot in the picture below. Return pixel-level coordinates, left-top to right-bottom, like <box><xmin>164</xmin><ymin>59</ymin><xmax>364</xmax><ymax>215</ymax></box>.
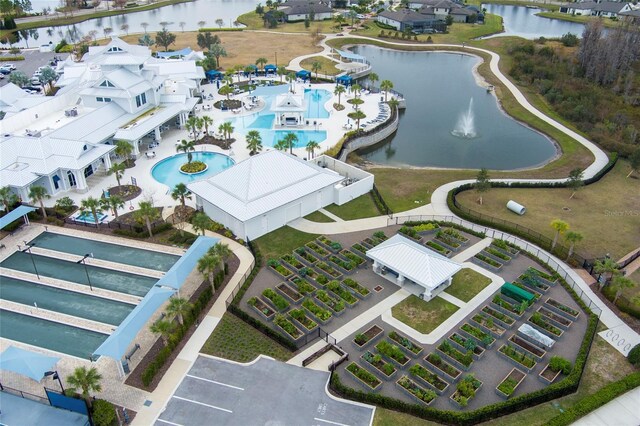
<box><xmin>0</xmin><ymin>49</ymin><xmax>67</xmax><ymax>88</ymax></box>
<box><xmin>156</xmin><ymin>355</ymin><xmax>375</xmax><ymax>426</ymax></box>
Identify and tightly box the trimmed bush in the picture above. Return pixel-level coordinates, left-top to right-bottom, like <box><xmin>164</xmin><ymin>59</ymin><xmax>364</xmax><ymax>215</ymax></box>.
<box><xmin>627</xmin><ymin>344</ymin><xmax>640</xmax><ymax>367</ymax></box>
<box><xmin>92</xmin><ymin>399</ymin><xmax>116</xmax><ymax>426</ymax></box>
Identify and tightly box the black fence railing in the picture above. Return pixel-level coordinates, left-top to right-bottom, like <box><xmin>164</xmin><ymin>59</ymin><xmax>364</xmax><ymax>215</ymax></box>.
<box><xmin>371</xmin><ymin>184</ymin><xmax>393</xmax><ymax>218</ymax></box>
<box><xmin>63</xmin><ymin>217</ymin><xmax>165</xmax><ymax>232</ymax></box>
<box><xmin>1</xmin><ymin>386</ymin><xmax>49</xmax><ymax>405</ymax></box>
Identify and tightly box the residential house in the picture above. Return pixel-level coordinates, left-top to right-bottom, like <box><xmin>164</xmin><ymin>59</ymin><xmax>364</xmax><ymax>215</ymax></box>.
<box><xmin>279</xmin><ymin>0</ymin><xmax>333</xmax><ymax>21</ymax></box>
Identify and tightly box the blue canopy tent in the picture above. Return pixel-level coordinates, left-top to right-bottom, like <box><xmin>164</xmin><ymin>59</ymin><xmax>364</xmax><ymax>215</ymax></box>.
<box><xmin>155</xmin><ymin>236</ymin><xmax>219</xmax><ymax>290</ymax></box>
<box><xmin>336</xmin><ymin>75</ymin><xmax>353</xmax><ymax>86</ymax></box>
<box><xmin>156</xmin><ymin>47</ymin><xmax>193</xmax><ymax>59</ymax></box>
<box><xmin>0</xmin><ymin>205</ymin><xmax>36</xmax><ymax>230</ymax></box>
<box><xmin>264</xmin><ymin>64</ymin><xmax>277</xmax><ymax>74</ymax></box>
<box><xmin>296</xmin><ymin>70</ymin><xmax>311</xmax><ymax>81</ymax></box>
<box><xmin>205</xmin><ymin>70</ymin><xmax>223</xmax><ymax>81</ymax></box>
<box><xmin>0</xmin><ymin>346</ymin><xmax>60</xmax><ymax>382</ymax></box>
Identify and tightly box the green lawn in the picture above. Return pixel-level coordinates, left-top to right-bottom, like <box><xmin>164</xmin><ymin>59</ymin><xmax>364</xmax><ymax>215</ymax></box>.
<box><xmin>444</xmin><ymin>268</ymin><xmax>493</xmax><ymax>302</ymax></box>
<box><xmin>323</xmin><ymin>193</ymin><xmax>381</xmax><ymax>220</ymax></box>
<box><xmin>304</xmin><ymin>210</ymin><xmax>335</xmax><ymax>223</ymax></box>
<box><xmin>536</xmin><ymin>11</ymin><xmax>620</xmax><ymax>28</ymax></box>
<box><xmin>391</xmin><ymin>295</ymin><xmax>459</xmax><ymax>334</ymax></box>
<box><xmin>237</xmin><ymin>11</ymin><xmax>338</xmax><ymax>33</ymax></box>
<box><xmin>300</xmin><ymin>56</ymin><xmax>341</xmax><ymax>76</ymax></box>
<box><xmin>254</xmin><ymin>226</ymin><xmax>319</xmax><ymax>261</ymax></box>
<box><xmin>373</xmin><ymin>408</ymin><xmax>440</xmax><ymax>426</ymax></box>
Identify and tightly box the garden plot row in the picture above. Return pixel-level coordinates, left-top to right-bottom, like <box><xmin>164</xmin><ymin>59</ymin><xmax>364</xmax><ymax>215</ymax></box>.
<box><xmin>348</xmin><ymin>231</ymin><xmax>389</xmax><ymax>259</ymax></box>
<box><xmin>397</xmin><ymin>223</ymin><xmax>474</xmax><ymax>258</ymax></box>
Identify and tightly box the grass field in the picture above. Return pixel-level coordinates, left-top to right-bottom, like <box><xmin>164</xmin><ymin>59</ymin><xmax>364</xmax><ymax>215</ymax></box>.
<box><xmin>200</xmin><ymin>313</ymin><xmax>293</xmax><ymax>362</ymax></box>
<box><xmin>456</xmin><ymin>160</ymin><xmax>640</xmax><ymax>260</ymax></box>
<box><xmin>373</xmin><ymin>408</ymin><xmax>440</xmax><ymax>426</ymax></box>
<box><xmin>444</xmin><ymin>268</ymin><xmax>493</xmax><ymax>302</ymax></box>
<box><xmin>323</xmin><ymin>193</ymin><xmax>381</xmax><ymax>220</ymax></box>
<box><xmin>391</xmin><ymin>295</ymin><xmax>459</xmax><ymax>334</ymax></box>
<box><xmin>300</xmin><ymin>56</ymin><xmax>341</xmax><ymax>76</ymax></box>
<box><xmin>237</xmin><ymin>11</ymin><xmax>338</xmax><ymax>33</ymax></box>
<box><xmin>254</xmin><ymin>226</ymin><xmax>319</xmax><ymax>261</ymax></box>
<box><xmin>535</xmin><ymin>11</ymin><xmax>621</xmax><ymax>28</ymax></box>
<box><xmin>304</xmin><ymin>210</ymin><xmax>335</xmax><ymax>223</ymax></box>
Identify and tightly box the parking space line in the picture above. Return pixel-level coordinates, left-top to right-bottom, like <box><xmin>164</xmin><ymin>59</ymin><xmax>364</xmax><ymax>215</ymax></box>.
<box><xmin>185</xmin><ymin>373</ymin><xmax>244</xmax><ymax>390</ymax></box>
<box><xmin>156</xmin><ymin>419</ymin><xmax>184</xmax><ymax>426</ymax></box>
<box><xmin>173</xmin><ymin>396</ymin><xmax>233</xmax><ymax>413</ymax></box>
<box><xmin>314</xmin><ymin>418</ymin><xmax>350</xmax><ymax>426</ymax></box>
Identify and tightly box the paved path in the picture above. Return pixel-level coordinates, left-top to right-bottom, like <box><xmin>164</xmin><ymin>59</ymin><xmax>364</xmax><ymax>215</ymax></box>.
<box><xmin>572</xmin><ymin>387</ymin><xmax>640</xmax><ymax>426</ymax></box>
<box><xmin>319</xmin><ymin>208</ymin><xmax>345</xmax><ymax>222</ymax></box>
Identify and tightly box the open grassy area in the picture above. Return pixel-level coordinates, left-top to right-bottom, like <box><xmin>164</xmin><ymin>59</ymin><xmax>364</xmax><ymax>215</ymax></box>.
<box><xmin>391</xmin><ymin>295</ymin><xmax>459</xmax><ymax>334</ymax></box>
<box><xmin>536</xmin><ymin>11</ymin><xmax>621</xmax><ymax>28</ymax></box>
<box><xmin>200</xmin><ymin>313</ymin><xmax>293</xmax><ymax>362</ymax></box>
<box><xmin>254</xmin><ymin>226</ymin><xmax>319</xmax><ymax>261</ymax></box>
<box><xmin>323</xmin><ymin>193</ymin><xmax>381</xmax><ymax>220</ymax></box>
<box><xmin>444</xmin><ymin>268</ymin><xmax>493</xmax><ymax>302</ymax></box>
<box><xmin>456</xmin><ymin>160</ymin><xmax>640</xmax><ymax>260</ymax></box>
<box><xmin>304</xmin><ymin>210</ymin><xmax>335</xmax><ymax>223</ymax></box>
<box><xmin>373</xmin><ymin>408</ymin><xmax>440</xmax><ymax>426</ymax></box>
<box><xmin>300</xmin><ymin>56</ymin><xmax>342</xmax><ymax>76</ymax></box>
<box><xmin>238</xmin><ymin>11</ymin><xmax>338</xmax><ymax>33</ymax></box>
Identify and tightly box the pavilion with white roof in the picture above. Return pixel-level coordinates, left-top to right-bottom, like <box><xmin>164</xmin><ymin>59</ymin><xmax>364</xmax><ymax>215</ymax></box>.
<box><xmin>272</xmin><ymin>92</ymin><xmax>306</xmax><ymax>126</ymax></box>
<box><xmin>366</xmin><ymin>234</ymin><xmax>462</xmax><ymax>301</ymax></box>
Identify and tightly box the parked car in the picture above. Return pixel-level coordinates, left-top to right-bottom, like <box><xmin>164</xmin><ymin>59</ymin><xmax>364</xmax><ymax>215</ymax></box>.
<box><xmin>0</xmin><ymin>73</ymin><xmax>5</xmax><ymax>79</ymax></box>
<box><xmin>2</xmin><ymin>63</ymin><xmax>16</xmax><ymax>70</ymax></box>
<box><xmin>30</xmin><ymin>78</ymin><xmax>42</xmax><ymax>86</ymax></box>
<box><xmin>0</xmin><ymin>67</ymin><xmax>11</xmax><ymax>75</ymax></box>
<box><xmin>24</xmin><ymin>86</ymin><xmax>42</xmax><ymax>92</ymax></box>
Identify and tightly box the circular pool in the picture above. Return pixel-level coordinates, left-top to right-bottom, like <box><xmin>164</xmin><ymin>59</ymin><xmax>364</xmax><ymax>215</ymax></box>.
<box><xmin>151</xmin><ymin>152</ymin><xmax>235</xmax><ymax>188</ymax></box>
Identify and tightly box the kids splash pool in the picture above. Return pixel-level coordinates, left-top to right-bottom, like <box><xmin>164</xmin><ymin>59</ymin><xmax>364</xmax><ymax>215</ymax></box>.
<box><xmin>152</xmin><ymin>152</ymin><xmax>235</xmax><ymax>188</ymax></box>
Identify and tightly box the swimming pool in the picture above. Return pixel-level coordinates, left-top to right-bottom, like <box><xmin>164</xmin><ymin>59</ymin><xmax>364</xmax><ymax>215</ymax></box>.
<box><xmin>31</xmin><ymin>232</ymin><xmax>179</xmax><ymax>272</ymax></box>
<box><xmin>73</xmin><ymin>211</ymin><xmax>108</xmax><ymax>224</ymax></box>
<box><xmin>152</xmin><ymin>152</ymin><xmax>235</xmax><ymax>188</ymax></box>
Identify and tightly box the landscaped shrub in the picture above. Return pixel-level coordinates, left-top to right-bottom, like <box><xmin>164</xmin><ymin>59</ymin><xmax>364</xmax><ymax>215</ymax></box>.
<box><xmin>549</xmin><ymin>356</ymin><xmax>572</xmax><ymax>375</ymax></box>
<box><xmin>92</xmin><ymin>399</ymin><xmax>116</xmax><ymax>426</ymax></box>
<box><xmin>627</xmin><ymin>344</ymin><xmax>640</xmax><ymax>367</ymax></box>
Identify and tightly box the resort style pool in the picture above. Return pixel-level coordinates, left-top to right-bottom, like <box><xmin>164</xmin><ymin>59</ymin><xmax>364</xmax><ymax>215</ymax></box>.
<box><xmin>0</xmin><ymin>309</ymin><xmax>108</xmax><ymax>359</ymax></box>
<box><xmin>152</xmin><ymin>152</ymin><xmax>235</xmax><ymax>189</ymax></box>
<box><xmin>229</xmin><ymin>85</ymin><xmax>329</xmax><ymax>147</ymax></box>
<box><xmin>1</xmin><ymin>252</ymin><xmax>158</xmax><ymax>297</ymax></box>
<box><xmin>0</xmin><ymin>276</ymin><xmax>135</xmax><ymax>326</ymax></box>
<box><xmin>354</xmin><ymin>47</ymin><xmax>558</xmax><ymax>169</ymax></box>
<box><xmin>30</xmin><ymin>232</ymin><xmax>179</xmax><ymax>272</ymax></box>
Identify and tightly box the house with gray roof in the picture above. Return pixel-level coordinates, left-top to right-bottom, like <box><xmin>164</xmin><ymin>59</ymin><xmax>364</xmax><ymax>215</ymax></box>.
<box><xmin>377</xmin><ymin>8</ymin><xmax>446</xmax><ymax>32</ymax></box>
<box><xmin>279</xmin><ymin>0</ymin><xmax>333</xmax><ymax>21</ymax></box>
<box><xmin>559</xmin><ymin>1</ymin><xmax>633</xmax><ymax>18</ymax></box>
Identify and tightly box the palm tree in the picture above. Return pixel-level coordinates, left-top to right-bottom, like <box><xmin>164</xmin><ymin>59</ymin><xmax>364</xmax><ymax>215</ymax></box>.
<box><xmin>351</xmin><ymin>83</ymin><xmax>362</xmax><ymax>98</ymax></box>
<box><xmin>286</xmin><ymin>72</ymin><xmax>296</xmax><ymax>88</ymax></box>
<box><xmin>0</xmin><ymin>186</ymin><xmax>17</xmax><ymax>212</ymax></box>
<box><xmin>594</xmin><ymin>257</ymin><xmax>620</xmax><ymax>290</ymax></box>
<box><xmin>564</xmin><ymin>231</ymin><xmax>583</xmax><ymax>260</ymax></box>
<box><xmin>134</xmin><ymin>201</ymin><xmax>160</xmax><ymax>237</ymax></box>
<box><xmin>306</xmin><ymin>140</ymin><xmax>319</xmax><ymax>159</ymax></box>
<box><xmin>109</xmin><ymin>162</ymin><xmax>126</xmax><ymax>187</ymax></box>
<box><xmin>274</xmin><ymin>139</ymin><xmax>288</xmax><ymax>151</ymax></box>
<box><xmin>114</xmin><ymin>140</ymin><xmax>133</xmax><ymax>164</ymax></box>
<box><xmin>191</xmin><ymin>212</ymin><xmax>212</xmax><ymax>235</ymax></box>
<box><xmin>380</xmin><ymin>79</ymin><xmax>394</xmax><ymax>102</ymax></box>
<box><xmin>219</xmin><ymin>84</ymin><xmax>233</xmax><ymax>100</ymax></box>
<box><xmin>186</xmin><ymin>116</ymin><xmax>203</xmax><ymax>141</ymax></box>
<box><xmin>311</xmin><ymin>60</ymin><xmax>322</xmax><ymax>80</ymax></box>
<box><xmin>197</xmin><ymin>252</ymin><xmax>220</xmax><ymax>290</ymax></box>
<box><xmin>66</xmin><ymin>366</ymin><xmax>102</xmax><ymax>408</ymax></box>
<box><xmin>368</xmin><ymin>72</ymin><xmax>379</xmax><ymax>90</ymax></box>
<box><xmin>256</xmin><ymin>57</ymin><xmax>268</xmax><ymax>71</ymax></box>
<box><xmin>388</xmin><ymin>98</ymin><xmax>400</xmax><ymax>111</ymax></box>
<box><xmin>246</xmin><ymin>130</ymin><xmax>263</xmax><ymax>155</ymax></box>
<box><xmin>218</xmin><ymin>122</ymin><xmax>234</xmax><ymax>148</ymax></box>
<box><xmin>201</xmin><ymin>115</ymin><xmax>213</xmax><ymax>138</ymax></box>
<box><xmin>347</xmin><ymin>110</ymin><xmax>366</xmax><ymax>129</ymax></box>
<box><xmin>475</xmin><ymin>168</ymin><xmax>490</xmax><ymax>205</ymax></box>
<box><xmin>166</xmin><ymin>297</ymin><xmax>191</xmax><ymax>325</ymax></box>
<box><xmin>550</xmin><ymin>219</ymin><xmax>569</xmax><ymax>250</ymax></box>
<box><xmin>28</xmin><ymin>185</ymin><xmax>49</xmax><ymax>219</ymax></box>
<box><xmin>277</xmin><ymin>66</ymin><xmax>286</xmax><ymax>82</ymax></box>
<box><xmin>100</xmin><ymin>195</ymin><xmax>124</xmax><ymax>218</ymax></box>
<box><xmin>80</xmin><ymin>197</ymin><xmax>103</xmax><ymax>226</ymax></box>
<box><xmin>282</xmin><ymin>132</ymin><xmax>298</xmax><ymax>154</ymax></box>
<box><xmin>176</xmin><ymin>139</ymin><xmax>196</xmax><ymax>164</ymax></box>
<box><xmin>610</xmin><ymin>275</ymin><xmax>635</xmax><ymax>304</ymax></box>
<box><xmin>210</xmin><ymin>242</ymin><xmax>231</xmax><ymax>272</ymax></box>
<box><xmin>334</xmin><ymin>84</ymin><xmax>346</xmax><ymax>106</ymax></box>
<box><xmin>171</xmin><ymin>183</ymin><xmax>191</xmax><ymax>208</ymax></box>
<box><xmin>150</xmin><ymin>319</ymin><xmax>174</xmax><ymax>346</ymax></box>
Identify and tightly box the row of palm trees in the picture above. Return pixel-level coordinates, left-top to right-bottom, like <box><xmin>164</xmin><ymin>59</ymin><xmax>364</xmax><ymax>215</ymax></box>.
<box><xmin>149</xmin><ymin>296</ymin><xmax>193</xmax><ymax>346</ymax></box>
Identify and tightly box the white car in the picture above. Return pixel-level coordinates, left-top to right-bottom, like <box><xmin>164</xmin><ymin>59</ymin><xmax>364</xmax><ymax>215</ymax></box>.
<box><xmin>4</xmin><ymin>63</ymin><xmax>16</xmax><ymax>70</ymax></box>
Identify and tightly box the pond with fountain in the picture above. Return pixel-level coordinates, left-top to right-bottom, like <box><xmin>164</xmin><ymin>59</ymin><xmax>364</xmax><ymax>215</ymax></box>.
<box><xmin>353</xmin><ymin>46</ymin><xmax>558</xmax><ymax>170</ymax></box>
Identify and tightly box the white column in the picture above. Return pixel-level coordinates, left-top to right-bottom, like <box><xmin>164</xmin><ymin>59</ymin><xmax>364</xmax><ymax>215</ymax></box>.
<box><xmin>103</xmin><ymin>154</ymin><xmax>112</xmax><ymax>170</ymax></box>
<box><xmin>373</xmin><ymin>260</ymin><xmax>380</xmax><ymax>273</ymax></box>
<box><xmin>397</xmin><ymin>274</ymin><xmax>405</xmax><ymax>287</ymax></box>
<box><xmin>154</xmin><ymin>126</ymin><xmax>162</xmax><ymax>141</ymax></box>
<box><xmin>131</xmin><ymin>140</ymin><xmax>140</xmax><ymax>156</ymax></box>
<box><xmin>76</xmin><ymin>170</ymin><xmax>88</xmax><ymax>191</ymax></box>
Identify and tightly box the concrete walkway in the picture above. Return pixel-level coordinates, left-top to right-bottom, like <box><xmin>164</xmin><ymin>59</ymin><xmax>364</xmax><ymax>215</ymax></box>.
<box><xmin>319</xmin><ymin>208</ymin><xmax>345</xmax><ymax>222</ymax></box>
<box><xmin>572</xmin><ymin>386</ymin><xmax>640</xmax><ymax>426</ymax></box>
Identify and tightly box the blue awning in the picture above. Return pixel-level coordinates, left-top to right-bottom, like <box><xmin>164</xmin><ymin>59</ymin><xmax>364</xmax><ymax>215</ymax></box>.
<box><xmin>0</xmin><ymin>346</ymin><xmax>60</xmax><ymax>381</ymax></box>
<box><xmin>156</xmin><ymin>48</ymin><xmax>193</xmax><ymax>58</ymax></box>
<box><xmin>264</xmin><ymin>64</ymin><xmax>277</xmax><ymax>71</ymax></box>
<box><xmin>92</xmin><ymin>286</ymin><xmax>174</xmax><ymax>360</ymax></box>
<box><xmin>336</xmin><ymin>75</ymin><xmax>353</xmax><ymax>85</ymax></box>
<box><xmin>0</xmin><ymin>205</ymin><xmax>36</xmax><ymax>230</ymax></box>
<box><xmin>206</xmin><ymin>70</ymin><xmax>223</xmax><ymax>79</ymax></box>
<box><xmin>155</xmin><ymin>236</ymin><xmax>219</xmax><ymax>290</ymax></box>
<box><xmin>296</xmin><ymin>70</ymin><xmax>311</xmax><ymax>78</ymax></box>
<box><xmin>336</xmin><ymin>49</ymin><xmax>367</xmax><ymax>62</ymax></box>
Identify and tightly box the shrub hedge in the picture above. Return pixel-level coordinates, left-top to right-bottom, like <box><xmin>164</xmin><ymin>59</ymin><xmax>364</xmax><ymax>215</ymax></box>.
<box><xmin>198</xmin><ymin>27</ymin><xmax>243</xmax><ymax>32</ymax></box>
<box><xmin>0</xmin><ymin>56</ymin><xmax>25</xmax><ymax>61</ymax></box>
<box><xmin>92</xmin><ymin>399</ymin><xmax>116</xmax><ymax>426</ymax></box>
<box><xmin>113</xmin><ymin>222</ymin><xmax>173</xmax><ymax>238</ymax></box>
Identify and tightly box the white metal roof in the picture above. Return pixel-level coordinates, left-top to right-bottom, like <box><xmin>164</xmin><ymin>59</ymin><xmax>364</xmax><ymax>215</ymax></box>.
<box><xmin>114</xmin><ymin>100</ymin><xmax>196</xmax><ymax>141</ymax></box>
<box><xmin>271</xmin><ymin>92</ymin><xmax>306</xmax><ymax>112</ymax></box>
<box><xmin>366</xmin><ymin>234</ymin><xmax>462</xmax><ymax>290</ymax></box>
<box><xmin>188</xmin><ymin>150</ymin><xmax>343</xmax><ymax>222</ymax></box>
<box><xmin>47</xmin><ymin>103</ymin><xmax>131</xmax><ymax>144</ymax></box>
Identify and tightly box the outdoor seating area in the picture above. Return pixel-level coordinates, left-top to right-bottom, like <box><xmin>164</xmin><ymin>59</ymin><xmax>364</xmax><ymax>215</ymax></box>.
<box><xmin>361</xmin><ymin>102</ymin><xmax>391</xmax><ymax>129</ymax></box>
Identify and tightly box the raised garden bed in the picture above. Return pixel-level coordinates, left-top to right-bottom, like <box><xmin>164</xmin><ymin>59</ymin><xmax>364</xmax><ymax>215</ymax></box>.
<box><xmin>537</xmin><ymin>306</ymin><xmax>572</xmax><ymax>329</ymax></box>
<box><xmin>518</xmin><ymin>272</ymin><xmax>550</xmax><ymax>293</ymax></box>
<box><xmin>327</xmin><ymin>280</ymin><xmax>358</xmax><ymax>306</ymax></box>
<box><xmin>491</xmin><ymin>239</ymin><xmax>520</xmax><ymax>257</ymax></box>
<box><xmin>528</xmin><ymin>267</ymin><xmax>558</xmax><ymax>286</ymax></box>
<box><xmin>315</xmin><ymin>290</ymin><xmax>345</xmax><ymax>315</ymax></box>
<box><xmin>328</xmin><ymin>255</ymin><xmax>356</xmax><ymax>273</ymax></box>
<box><xmin>316</xmin><ymin>262</ymin><xmax>342</xmax><ymax>280</ymax></box>
<box><xmin>437</xmin><ymin>341</ymin><xmax>473</xmax><ymax>370</ymax></box>
<box><xmin>425</xmin><ymin>240</ymin><xmax>453</xmax><ymax>257</ymax></box>
<box><xmin>435</xmin><ymin>232</ymin><xmax>462</xmax><ymax>252</ymax></box>
<box><xmin>539</xmin><ymin>363</ymin><xmax>562</xmax><ymax>384</ymax></box>
<box><xmin>376</xmin><ymin>340</ymin><xmax>411</xmax><ymax>369</ymax></box>
<box><xmin>353</xmin><ymin>324</ymin><xmax>384</xmax><ymax>349</ymax></box>
<box><xmin>305</xmin><ymin>241</ymin><xmax>329</xmax><ymax>259</ymax></box>
<box><xmin>512</xmin><ymin>280</ymin><xmax>542</xmax><ymax>299</ymax></box>
<box><xmin>396</xmin><ymin>376</ymin><xmax>437</xmax><ymax>405</ymax></box>
<box><xmin>275</xmin><ymin>282</ymin><xmax>303</xmax><ymax>304</ymax></box>
<box><xmin>442</xmin><ymin>227</ymin><xmax>469</xmax><ymax>244</ymax></box>
<box><xmin>448</xmin><ymin>333</ymin><xmax>485</xmax><ymax>360</ymax></box>
<box><xmin>492</xmin><ymin>294</ymin><xmax>526</xmax><ymax>317</ymax></box>
<box><xmin>362</xmin><ymin>351</ymin><xmax>397</xmax><ymax>380</ymax></box>
<box><xmin>449</xmin><ymin>375</ymin><xmax>482</xmax><ymax>408</ymax></box>
<box><xmin>274</xmin><ymin>314</ymin><xmax>303</xmax><ymax>341</ymax></box>
<box><xmin>262</xmin><ymin>288</ymin><xmax>290</xmax><ymax>312</ymax></box>
<box><xmin>482</xmin><ymin>247</ymin><xmax>512</xmax><ymax>265</ymax></box>
<box><xmin>481</xmin><ymin>305</ymin><xmax>516</xmax><ymax>327</ymax></box>
<box><xmin>413</xmin><ymin>222</ymin><xmax>440</xmax><ymax>235</ymax></box>
<box><xmin>409</xmin><ymin>364</ymin><xmax>449</xmax><ymax>394</ymax></box>
<box><xmin>472</xmin><ymin>254</ymin><xmax>503</xmax><ymax>272</ymax></box>
<box><xmin>280</xmin><ymin>254</ymin><xmax>305</xmax><ymax>272</ymax></box>
<box><xmin>294</xmin><ymin>247</ymin><xmax>319</xmax><ymax>265</ymax></box>
<box><xmin>289</xmin><ymin>276</ymin><xmax>316</xmax><ymax>296</ymax></box>
<box><xmin>302</xmin><ymin>298</ymin><xmax>332</xmax><ymax>325</ymax></box>
<box><xmin>528</xmin><ymin>313</ymin><xmax>564</xmax><ymax>338</ymax></box>
<box><xmin>346</xmin><ymin>362</ymin><xmax>382</xmax><ymax>392</ymax></box>
<box><xmin>299</xmin><ymin>267</ymin><xmax>325</xmax><ymax>287</ymax></box>
<box><xmin>317</xmin><ymin>235</ymin><xmax>342</xmax><ymax>253</ymax></box>
<box><xmin>398</xmin><ymin>226</ymin><xmax>422</xmax><ymax>242</ymax></box>
<box><xmin>460</xmin><ymin>323</ymin><xmax>496</xmax><ymax>348</ymax></box>
<box><xmin>267</xmin><ymin>260</ymin><xmax>294</xmax><ymax>279</ymax></box>
<box><xmin>495</xmin><ymin>368</ymin><xmax>526</xmax><ymax>399</ymax></box>
<box><xmin>498</xmin><ymin>344</ymin><xmax>537</xmax><ymax>373</ymax></box>
<box><xmin>247</xmin><ymin>297</ymin><xmax>275</xmax><ymax>321</ymax></box>
<box><xmin>363</xmin><ymin>237</ymin><xmax>382</xmax><ymax>247</ymax></box>
<box><xmin>351</xmin><ymin>243</ymin><xmax>369</xmax><ymax>256</ymax></box>
<box><xmin>424</xmin><ymin>353</ymin><xmax>461</xmax><ymax>382</ymax></box>
<box><xmin>288</xmin><ymin>308</ymin><xmax>318</xmax><ymax>333</ymax></box>
<box><xmin>342</xmin><ymin>278</ymin><xmax>371</xmax><ymax>299</ymax></box>
<box><xmin>508</xmin><ymin>335</ymin><xmax>546</xmax><ymax>359</ymax></box>
<box><xmin>340</xmin><ymin>249</ymin><xmax>366</xmax><ymax>267</ymax></box>
<box><xmin>470</xmin><ymin>313</ymin><xmax>506</xmax><ymax>339</ymax></box>
<box><xmin>388</xmin><ymin>331</ymin><xmax>423</xmax><ymax>358</ymax></box>
<box><xmin>545</xmin><ymin>298</ymin><xmax>580</xmax><ymax>320</ymax></box>
<box><xmin>372</xmin><ymin>231</ymin><xmax>388</xmax><ymax>241</ymax></box>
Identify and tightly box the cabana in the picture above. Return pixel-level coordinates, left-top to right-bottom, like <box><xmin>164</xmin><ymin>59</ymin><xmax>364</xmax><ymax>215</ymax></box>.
<box><xmin>264</xmin><ymin>64</ymin><xmax>277</xmax><ymax>75</ymax></box>
<box><xmin>244</xmin><ymin>64</ymin><xmax>258</xmax><ymax>77</ymax></box>
<box><xmin>296</xmin><ymin>70</ymin><xmax>311</xmax><ymax>81</ymax></box>
<box><xmin>205</xmin><ymin>70</ymin><xmax>223</xmax><ymax>81</ymax></box>
<box><xmin>336</xmin><ymin>75</ymin><xmax>353</xmax><ymax>86</ymax></box>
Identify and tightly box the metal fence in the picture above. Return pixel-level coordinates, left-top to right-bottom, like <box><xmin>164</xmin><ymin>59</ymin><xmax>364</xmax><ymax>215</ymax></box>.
<box><xmin>1</xmin><ymin>385</ymin><xmax>49</xmax><ymax>405</ymax></box>
<box><xmin>389</xmin><ymin>214</ymin><xmax>604</xmax><ymax>317</ymax></box>
<box><xmin>63</xmin><ymin>218</ymin><xmax>165</xmax><ymax>232</ymax></box>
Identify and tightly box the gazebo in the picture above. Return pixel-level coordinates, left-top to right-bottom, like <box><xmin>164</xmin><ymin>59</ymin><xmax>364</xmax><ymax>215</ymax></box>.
<box><xmin>296</xmin><ymin>70</ymin><xmax>311</xmax><ymax>81</ymax></box>
<box><xmin>271</xmin><ymin>92</ymin><xmax>307</xmax><ymax>126</ymax></box>
<box><xmin>366</xmin><ymin>234</ymin><xmax>462</xmax><ymax>301</ymax></box>
<box><xmin>336</xmin><ymin>75</ymin><xmax>353</xmax><ymax>86</ymax></box>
